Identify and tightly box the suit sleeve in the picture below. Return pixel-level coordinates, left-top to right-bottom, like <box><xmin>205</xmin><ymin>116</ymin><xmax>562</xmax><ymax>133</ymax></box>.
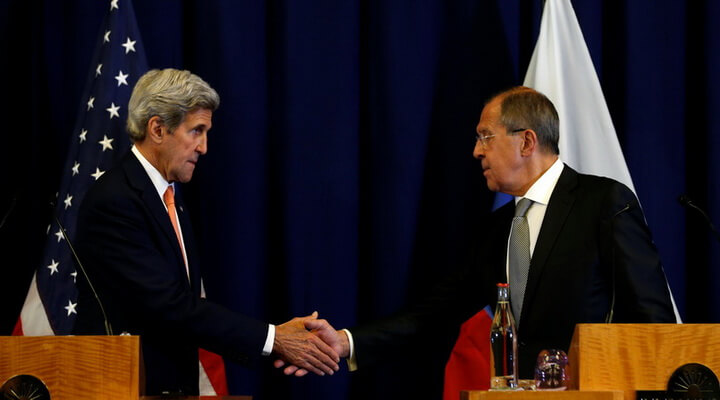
<box><xmin>605</xmin><ymin>182</ymin><xmax>676</xmax><ymax>323</ymax></box>
<box><xmin>350</xmin><ymin>206</ymin><xmax>510</xmax><ymax>368</ymax></box>
<box><xmin>77</xmin><ymin>182</ymin><xmax>269</xmax><ymax>362</ymax></box>
<box><xmin>349</xmin><ymin>266</ymin><xmax>485</xmax><ymax>368</ymax></box>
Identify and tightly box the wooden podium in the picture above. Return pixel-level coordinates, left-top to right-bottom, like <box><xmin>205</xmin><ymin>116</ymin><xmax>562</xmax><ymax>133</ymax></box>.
<box><xmin>569</xmin><ymin>324</ymin><xmax>720</xmax><ymax>398</ymax></box>
<box><xmin>463</xmin><ymin>324</ymin><xmax>720</xmax><ymax>400</ymax></box>
<box><xmin>0</xmin><ymin>335</ymin><xmax>141</xmax><ymax>399</ymax></box>
<box><xmin>461</xmin><ymin>391</ymin><xmax>622</xmax><ymax>400</ymax></box>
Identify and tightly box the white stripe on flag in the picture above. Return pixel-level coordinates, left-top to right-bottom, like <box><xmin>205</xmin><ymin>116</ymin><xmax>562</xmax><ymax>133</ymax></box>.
<box><xmin>199</xmin><ymin>360</ymin><xmax>217</xmax><ymax>396</ymax></box>
<box><xmin>19</xmin><ymin>273</ymin><xmax>54</xmax><ymax>335</ymax></box>
<box><xmin>523</xmin><ymin>0</ymin><xmax>635</xmax><ymax>193</ymax></box>
<box><xmin>523</xmin><ymin>0</ymin><xmax>681</xmax><ymax>323</ymax></box>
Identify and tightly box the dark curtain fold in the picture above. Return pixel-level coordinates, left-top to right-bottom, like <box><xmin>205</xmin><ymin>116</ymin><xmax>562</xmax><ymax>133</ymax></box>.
<box><xmin>2</xmin><ymin>0</ymin><xmax>719</xmax><ymax>398</ymax></box>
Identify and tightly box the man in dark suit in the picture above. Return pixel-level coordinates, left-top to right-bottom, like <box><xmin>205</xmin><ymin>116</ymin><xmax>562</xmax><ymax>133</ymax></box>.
<box><xmin>74</xmin><ymin>68</ymin><xmax>339</xmax><ymax>395</ymax></box>
<box><xmin>280</xmin><ymin>86</ymin><xmax>677</xmax><ymax>381</ymax></box>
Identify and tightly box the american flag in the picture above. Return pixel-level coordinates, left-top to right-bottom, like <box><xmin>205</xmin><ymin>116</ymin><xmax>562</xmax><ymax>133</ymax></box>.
<box><xmin>14</xmin><ymin>0</ymin><xmax>148</xmax><ymax>337</ymax></box>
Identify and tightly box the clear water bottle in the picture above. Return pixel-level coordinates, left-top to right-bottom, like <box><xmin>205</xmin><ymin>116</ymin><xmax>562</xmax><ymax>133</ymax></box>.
<box><xmin>490</xmin><ymin>283</ymin><xmax>518</xmax><ymax>389</ymax></box>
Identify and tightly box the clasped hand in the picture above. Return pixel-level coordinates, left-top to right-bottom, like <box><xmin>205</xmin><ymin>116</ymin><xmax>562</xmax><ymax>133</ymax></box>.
<box><xmin>273</xmin><ymin>311</ymin><xmax>349</xmax><ymax>377</ymax></box>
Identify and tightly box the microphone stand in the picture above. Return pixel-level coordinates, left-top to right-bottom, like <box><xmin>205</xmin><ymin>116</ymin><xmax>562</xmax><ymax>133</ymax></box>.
<box><xmin>50</xmin><ymin>202</ymin><xmax>113</xmax><ymax>335</ymax></box>
<box><xmin>678</xmin><ymin>195</ymin><xmax>720</xmax><ymax>244</ymax></box>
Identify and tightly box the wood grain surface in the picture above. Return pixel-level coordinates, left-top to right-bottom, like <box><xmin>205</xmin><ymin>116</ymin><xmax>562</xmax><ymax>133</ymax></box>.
<box><xmin>461</xmin><ymin>390</ymin><xmax>623</xmax><ymax>400</ymax></box>
<box><xmin>568</xmin><ymin>324</ymin><xmax>720</xmax><ymax>399</ymax></box>
<box><xmin>0</xmin><ymin>335</ymin><xmax>140</xmax><ymax>400</ymax></box>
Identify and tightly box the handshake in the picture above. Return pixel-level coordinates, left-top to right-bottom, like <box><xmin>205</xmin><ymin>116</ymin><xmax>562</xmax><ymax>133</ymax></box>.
<box><xmin>272</xmin><ymin>311</ymin><xmax>351</xmax><ymax>376</ymax></box>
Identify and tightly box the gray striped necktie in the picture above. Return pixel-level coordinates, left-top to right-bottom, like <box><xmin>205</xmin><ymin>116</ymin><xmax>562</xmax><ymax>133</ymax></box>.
<box><xmin>509</xmin><ymin>197</ymin><xmax>533</xmax><ymax>325</ymax></box>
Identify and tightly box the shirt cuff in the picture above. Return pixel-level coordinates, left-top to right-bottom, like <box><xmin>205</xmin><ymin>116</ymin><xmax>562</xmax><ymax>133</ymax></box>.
<box><xmin>262</xmin><ymin>324</ymin><xmax>275</xmax><ymax>356</ymax></box>
<box><xmin>342</xmin><ymin>328</ymin><xmax>358</xmax><ymax>371</ymax></box>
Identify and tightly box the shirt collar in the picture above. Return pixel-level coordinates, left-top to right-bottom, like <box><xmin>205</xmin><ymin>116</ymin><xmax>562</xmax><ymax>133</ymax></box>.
<box><xmin>515</xmin><ymin>158</ymin><xmax>564</xmax><ymax>206</ymax></box>
<box><xmin>131</xmin><ymin>145</ymin><xmax>173</xmax><ymax>201</ymax></box>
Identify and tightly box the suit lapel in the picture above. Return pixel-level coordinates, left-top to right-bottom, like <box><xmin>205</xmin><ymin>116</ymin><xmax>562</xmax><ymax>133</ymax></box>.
<box><xmin>122</xmin><ymin>153</ymin><xmax>189</xmax><ymax>280</ymax></box>
<box><xmin>520</xmin><ymin>165</ymin><xmax>578</xmax><ymax>322</ymax></box>
<box><xmin>174</xmin><ymin>188</ymin><xmax>202</xmax><ymax>295</ymax></box>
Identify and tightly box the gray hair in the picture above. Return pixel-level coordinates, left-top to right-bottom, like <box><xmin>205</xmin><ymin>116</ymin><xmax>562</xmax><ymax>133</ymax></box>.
<box><xmin>494</xmin><ymin>86</ymin><xmax>560</xmax><ymax>155</ymax></box>
<box><xmin>127</xmin><ymin>69</ymin><xmax>220</xmax><ymax>142</ymax></box>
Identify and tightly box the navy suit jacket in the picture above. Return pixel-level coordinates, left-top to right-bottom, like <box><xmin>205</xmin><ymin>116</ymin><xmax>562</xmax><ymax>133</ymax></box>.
<box><xmin>352</xmin><ymin>165</ymin><xmax>676</xmax><ymax>378</ymax></box>
<box><xmin>74</xmin><ymin>151</ymin><xmax>268</xmax><ymax>395</ymax></box>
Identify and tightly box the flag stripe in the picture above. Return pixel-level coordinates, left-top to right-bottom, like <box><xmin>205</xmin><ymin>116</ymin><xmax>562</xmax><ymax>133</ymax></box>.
<box><xmin>443</xmin><ymin>306</ymin><xmax>493</xmax><ymax>400</ymax></box>
<box><xmin>523</xmin><ymin>0</ymin><xmax>635</xmax><ymax>193</ymax></box>
<box><xmin>199</xmin><ymin>349</ymin><xmax>228</xmax><ymax>395</ymax></box>
<box><xmin>17</xmin><ymin>274</ymin><xmax>54</xmax><ymax>336</ymax></box>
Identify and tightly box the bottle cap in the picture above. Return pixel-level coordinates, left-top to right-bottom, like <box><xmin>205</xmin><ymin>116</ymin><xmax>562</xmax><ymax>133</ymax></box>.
<box><xmin>497</xmin><ymin>283</ymin><xmax>509</xmax><ymax>288</ymax></box>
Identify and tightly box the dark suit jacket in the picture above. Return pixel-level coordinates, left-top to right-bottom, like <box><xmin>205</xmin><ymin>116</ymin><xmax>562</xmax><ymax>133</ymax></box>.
<box><xmin>352</xmin><ymin>165</ymin><xmax>676</xmax><ymax>378</ymax></box>
<box><xmin>74</xmin><ymin>151</ymin><xmax>268</xmax><ymax>395</ymax></box>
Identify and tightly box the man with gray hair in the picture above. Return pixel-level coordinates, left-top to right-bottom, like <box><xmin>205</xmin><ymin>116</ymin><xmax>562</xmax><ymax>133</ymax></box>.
<box><xmin>285</xmin><ymin>86</ymin><xmax>676</xmax><ymax>389</ymax></box>
<box><xmin>74</xmin><ymin>68</ymin><xmax>339</xmax><ymax>395</ymax></box>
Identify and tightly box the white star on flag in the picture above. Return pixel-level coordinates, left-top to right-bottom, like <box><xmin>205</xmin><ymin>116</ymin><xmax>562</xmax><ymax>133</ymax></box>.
<box><xmin>115</xmin><ymin>70</ymin><xmax>129</xmax><ymax>86</ymax></box>
<box><xmin>64</xmin><ymin>300</ymin><xmax>78</xmax><ymax>316</ymax></box>
<box><xmin>110</xmin><ymin>0</ymin><xmax>119</xmax><ymax>11</ymax></box>
<box><xmin>99</xmin><ymin>135</ymin><xmax>114</xmax><ymax>151</ymax></box>
<box><xmin>79</xmin><ymin>129</ymin><xmax>87</xmax><ymax>143</ymax></box>
<box><xmin>72</xmin><ymin>162</ymin><xmax>80</xmax><ymax>176</ymax></box>
<box><xmin>63</xmin><ymin>194</ymin><xmax>73</xmax><ymax>209</ymax></box>
<box><xmin>122</xmin><ymin>37</ymin><xmax>136</xmax><ymax>54</ymax></box>
<box><xmin>106</xmin><ymin>102</ymin><xmax>120</xmax><ymax>119</ymax></box>
<box><xmin>87</xmin><ymin>97</ymin><xmax>95</xmax><ymax>110</ymax></box>
<box><xmin>54</xmin><ymin>228</ymin><xmax>65</xmax><ymax>243</ymax></box>
<box><xmin>70</xmin><ymin>271</ymin><xmax>77</xmax><ymax>283</ymax></box>
<box><xmin>103</xmin><ymin>30</ymin><xmax>111</xmax><ymax>43</ymax></box>
<box><xmin>91</xmin><ymin>168</ymin><xmax>106</xmax><ymax>181</ymax></box>
<box><xmin>47</xmin><ymin>259</ymin><xmax>59</xmax><ymax>275</ymax></box>
<box><xmin>96</xmin><ymin>63</ymin><xmax>103</xmax><ymax>77</ymax></box>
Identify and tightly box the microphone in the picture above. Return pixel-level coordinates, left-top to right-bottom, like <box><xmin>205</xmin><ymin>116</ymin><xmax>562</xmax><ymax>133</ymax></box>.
<box><xmin>49</xmin><ymin>201</ymin><xmax>113</xmax><ymax>335</ymax></box>
<box><xmin>678</xmin><ymin>195</ymin><xmax>720</xmax><ymax>244</ymax></box>
<box><xmin>0</xmin><ymin>194</ymin><xmax>18</xmax><ymax>231</ymax></box>
<box><xmin>605</xmin><ymin>201</ymin><xmax>634</xmax><ymax>323</ymax></box>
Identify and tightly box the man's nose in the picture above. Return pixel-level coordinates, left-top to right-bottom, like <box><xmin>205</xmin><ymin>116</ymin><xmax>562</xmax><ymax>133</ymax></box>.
<box><xmin>197</xmin><ymin>135</ymin><xmax>208</xmax><ymax>155</ymax></box>
<box><xmin>473</xmin><ymin>140</ymin><xmax>485</xmax><ymax>159</ymax></box>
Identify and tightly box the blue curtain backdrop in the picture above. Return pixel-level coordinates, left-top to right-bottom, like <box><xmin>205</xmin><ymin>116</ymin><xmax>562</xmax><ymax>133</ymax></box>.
<box><xmin>1</xmin><ymin>0</ymin><xmax>718</xmax><ymax>399</ymax></box>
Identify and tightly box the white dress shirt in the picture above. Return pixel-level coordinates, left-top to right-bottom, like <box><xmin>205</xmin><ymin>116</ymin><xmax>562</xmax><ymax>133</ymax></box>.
<box><xmin>506</xmin><ymin>158</ymin><xmax>564</xmax><ymax>281</ymax></box>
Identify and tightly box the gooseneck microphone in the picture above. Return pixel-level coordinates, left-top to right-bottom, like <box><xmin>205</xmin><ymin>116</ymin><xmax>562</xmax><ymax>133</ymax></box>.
<box><xmin>49</xmin><ymin>202</ymin><xmax>113</xmax><ymax>335</ymax></box>
<box><xmin>678</xmin><ymin>195</ymin><xmax>720</xmax><ymax>244</ymax></box>
<box><xmin>0</xmin><ymin>194</ymin><xmax>18</xmax><ymax>231</ymax></box>
<box><xmin>605</xmin><ymin>201</ymin><xmax>634</xmax><ymax>323</ymax></box>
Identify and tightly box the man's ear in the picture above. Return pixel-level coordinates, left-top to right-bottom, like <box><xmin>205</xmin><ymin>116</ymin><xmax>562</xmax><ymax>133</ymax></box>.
<box><xmin>520</xmin><ymin>129</ymin><xmax>538</xmax><ymax>156</ymax></box>
<box><xmin>147</xmin><ymin>116</ymin><xmax>165</xmax><ymax>144</ymax></box>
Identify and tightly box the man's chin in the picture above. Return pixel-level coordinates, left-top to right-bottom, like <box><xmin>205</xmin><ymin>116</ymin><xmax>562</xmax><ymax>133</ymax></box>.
<box><xmin>176</xmin><ymin>172</ymin><xmax>194</xmax><ymax>184</ymax></box>
<box><xmin>178</xmin><ymin>165</ymin><xmax>196</xmax><ymax>183</ymax></box>
<box><xmin>484</xmin><ymin>180</ymin><xmax>498</xmax><ymax>192</ymax></box>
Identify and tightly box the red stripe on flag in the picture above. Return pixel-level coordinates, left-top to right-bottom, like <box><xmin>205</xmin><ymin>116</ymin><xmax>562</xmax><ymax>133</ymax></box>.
<box><xmin>443</xmin><ymin>307</ymin><xmax>493</xmax><ymax>400</ymax></box>
<box><xmin>12</xmin><ymin>319</ymin><xmax>23</xmax><ymax>336</ymax></box>
<box><xmin>199</xmin><ymin>348</ymin><xmax>228</xmax><ymax>395</ymax></box>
